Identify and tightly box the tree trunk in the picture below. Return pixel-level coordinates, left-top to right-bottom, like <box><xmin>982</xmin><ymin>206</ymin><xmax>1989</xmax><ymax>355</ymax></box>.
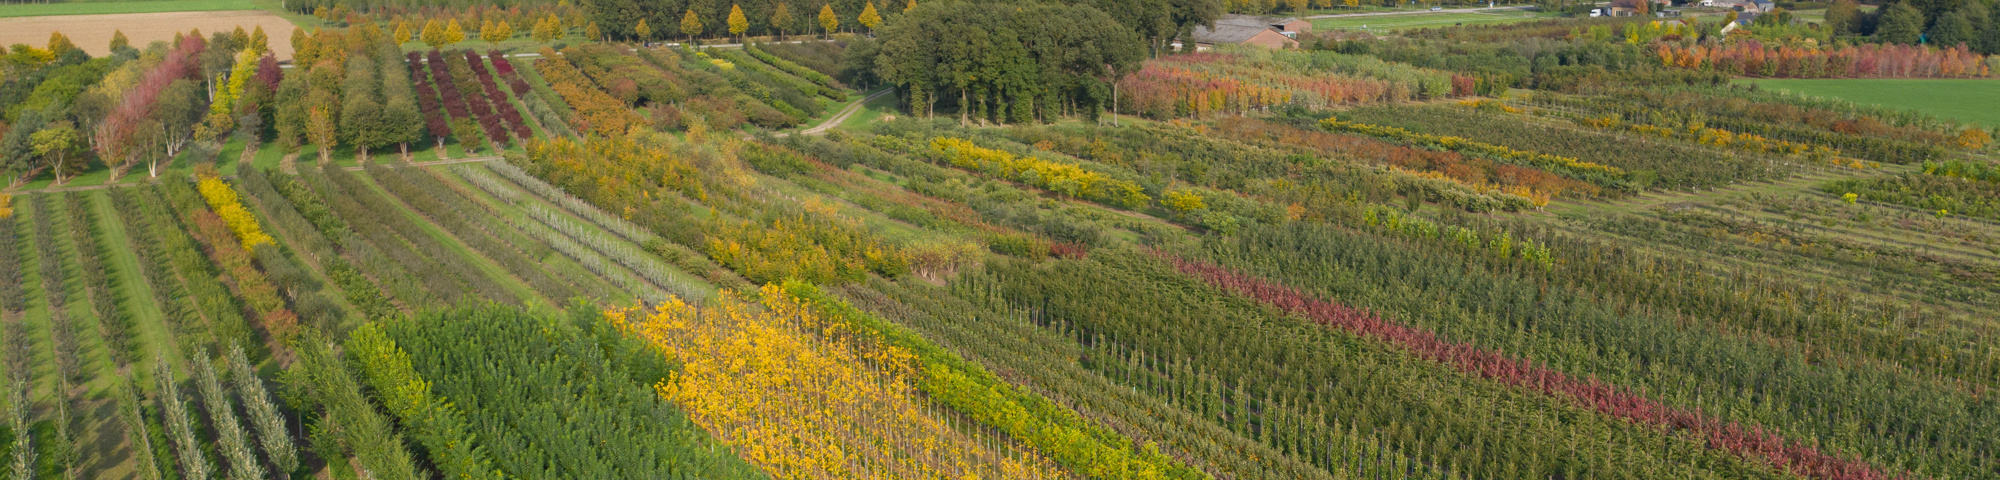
<box><xmin>959</xmin><ymin>90</ymin><xmax>968</xmax><ymax>126</ymax></box>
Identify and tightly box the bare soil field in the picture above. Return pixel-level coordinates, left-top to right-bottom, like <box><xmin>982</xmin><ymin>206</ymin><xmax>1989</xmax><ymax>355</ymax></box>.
<box><xmin>0</xmin><ymin>10</ymin><xmax>296</xmax><ymax>59</ymax></box>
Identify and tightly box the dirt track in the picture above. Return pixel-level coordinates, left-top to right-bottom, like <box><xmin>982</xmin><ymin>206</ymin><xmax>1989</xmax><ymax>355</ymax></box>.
<box><xmin>0</xmin><ymin>10</ymin><xmax>296</xmax><ymax>59</ymax></box>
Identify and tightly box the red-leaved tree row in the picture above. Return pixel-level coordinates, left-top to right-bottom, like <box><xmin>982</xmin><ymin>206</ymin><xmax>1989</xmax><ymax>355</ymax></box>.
<box><xmin>406</xmin><ymin>51</ymin><xmax>453</xmax><ymax>148</ymax></box>
<box><xmin>1658</xmin><ymin>41</ymin><xmax>1993</xmax><ymax>78</ymax></box>
<box><xmin>444</xmin><ymin>52</ymin><xmax>510</xmax><ymax>146</ymax></box>
<box><xmin>465</xmin><ymin>51</ymin><xmax>531</xmax><ymax>139</ymax></box>
<box><xmin>427</xmin><ymin>50</ymin><xmax>472</xmax><ymax>125</ymax></box>
<box><xmin>1152</xmin><ymin>251</ymin><xmax>1898</xmax><ymax>480</ymax></box>
<box><xmin>487</xmin><ymin>51</ymin><xmax>532</xmax><ymax>97</ymax></box>
<box><xmin>94</xmin><ymin>34</ymin><xmax>207</xmax><ymax>179</ymax></box>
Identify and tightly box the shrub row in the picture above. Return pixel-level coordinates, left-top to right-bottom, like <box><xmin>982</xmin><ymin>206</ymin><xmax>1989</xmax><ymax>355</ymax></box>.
<box><xmin>63</xmin><ymin>193</ymin><xmax>135</xmax><ymax>365</ymax></box>
<box><xmin>313</xmin><ymin>163</ymin><xmax>516</xmax><ymax>305</ymax></box>
<box><xmin>444</xmin><ymin>50</ymin><xmax>512</xmax><ymax>148</ymax></box>
<box><xmin>126</xmin><ymin>186</ymin><xmax>255</xmax><ymax>357</ymax></box>
<box><xmin>368</xmin><ymin>162</ymin><xmax>574</xmax><ymax>302</ymax></box>
<box><xmin>427</xmin><ymin>49</ymin><xmax>489</xmax><ymax>152</ymax></box>
<box><xmin>465</xmin><ymin>51</ymin><xmax>532</xmax><ymax>139</ymax></box>
<box><xmin>108</xmin><ymin>189</ymin><xmax>212</xmax><ymax>352</ymax></box>
<box><xmin>161</xmin><ymin>178</ymin><xmax>299</xmax><ymax>350</ymax></box>
<box><xmin>196</xmin><ymin>174</ymin><xmax>276</xmax><ymax>251</ymax></box>
<box><xmin>406</xmin><ymin>51</ymin><xmax>455</xmax><ymax>148</ymax></box>
<box><xmin>346</xmin><ymin>324</ymin><xmax>500</xmax><ymax>479</ymax></box>
<box><xmin>1319</xmin><ymin>116</ymin><xmax>1632</xmax><ymax>192</ymax></box>
<box><xmin>745</xmin><ymin>44</ymin><xmax>843</xmax><ymax>92</ymax></box>
<box><xmin>533</xmin><ymin>49</ymin><xmax>644</xmax><ymax>136</ymax></box>
<box><xmin>274</xmin><ymin>165</ymin><xmax>434</xmax><ymax>314</ymax></box>
<box><xmin>244</xmin><ymin>166</ymin><xmax>400</xmax><ymax>321</ymax></box>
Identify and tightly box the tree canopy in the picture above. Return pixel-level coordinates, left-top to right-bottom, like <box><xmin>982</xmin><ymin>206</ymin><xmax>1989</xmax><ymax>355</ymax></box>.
<box><xmin>871</xmin><ymin>2</ymin><xmax>1146</xmax><ymax>125</ymax></box>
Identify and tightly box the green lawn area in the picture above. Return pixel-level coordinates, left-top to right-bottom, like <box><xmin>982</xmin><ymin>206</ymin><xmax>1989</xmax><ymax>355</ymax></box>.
<box><xmin>838</xmin><ymin>88</ymin><xmax>900</xmax><ymax>131</ymax></box>
<box><xmin>1737</xmin><ymin>78</ymin><xmax>2000</xmax><ymax>128</ymax></box>
<box><xmin>1310</xmin><ymin>10</ymin><xmax>1557</xmax><ymax>31</ymax></box>
<box><xmin>0</xmin><ymin>0</ymin><xmax>255</xmax><ymax>18</ymax></box>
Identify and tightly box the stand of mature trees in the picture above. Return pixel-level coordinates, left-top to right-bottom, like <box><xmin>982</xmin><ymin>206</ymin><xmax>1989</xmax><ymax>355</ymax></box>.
<box><xmin>1825</xmin><ymin>0</ymin><xmax>2000</xmax><ymax>53</ymax></box>
<box><xmin>861</xmin><ymin>2</ymin><xmax>1152</xmax><ymax>126</ymax></box>
<box><xmin>3</xmin><ymin>28</ymin><xmax>276</xmax><ymax>185</ymax></box>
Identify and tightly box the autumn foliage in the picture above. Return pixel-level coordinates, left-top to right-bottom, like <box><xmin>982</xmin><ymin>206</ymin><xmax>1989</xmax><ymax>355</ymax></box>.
<box><xmin>608</xmin><ymin>287</ymin><xmax>1064</xmax><ymax>479</ymax></box>
<box><xmin>1657</xmin><ymin>40</ymin><xmax>1992</xmax><ymax>78</ymax></box>
<box><xmin>533</xmin><ymin>48</ymin><xmax>643</xmax><ymax>136</ymax></box>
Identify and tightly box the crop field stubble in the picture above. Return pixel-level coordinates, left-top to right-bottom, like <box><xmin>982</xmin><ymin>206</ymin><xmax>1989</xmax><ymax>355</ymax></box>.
<box><xmin>0</xmin><ymin>10</ymin><xmax>297</xmax><ymax>59</ymax></box>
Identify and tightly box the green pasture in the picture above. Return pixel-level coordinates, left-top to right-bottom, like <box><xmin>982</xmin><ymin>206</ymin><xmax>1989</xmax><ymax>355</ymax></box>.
<box><xmin>1737</xmin><ymin>78</ymin><xmax>2000</xmax><ymax>128</ymax></box>
<box><xmin>0</xmin><ymin>0</ymin><xmax>255</xmax><ymax>18</ymax></box>
<box><xmin>1310</xmin><ymin>10</ymin><xmax>1557</xmax><ymax>31</ymax></box>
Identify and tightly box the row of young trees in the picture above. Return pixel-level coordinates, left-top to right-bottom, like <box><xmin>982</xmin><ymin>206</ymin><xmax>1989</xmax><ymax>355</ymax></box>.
<box><xmin>277</xmin><ymin>22</ymin><xmax>424</xmax><ymax>161</ymax></box>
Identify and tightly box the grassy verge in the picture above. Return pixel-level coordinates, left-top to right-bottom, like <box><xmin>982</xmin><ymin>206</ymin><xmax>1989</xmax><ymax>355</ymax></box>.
<box><xmin>837</xmin><ymin>88</ymin><xmax>901</xmax><ymax>131</ymax></box>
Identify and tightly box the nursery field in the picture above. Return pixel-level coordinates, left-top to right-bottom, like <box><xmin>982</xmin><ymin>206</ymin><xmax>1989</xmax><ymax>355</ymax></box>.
<box><xmin>1738</xmin><ymin>78</ymin><xmax>2000</xmax><ymax>128</ymax></box>
<box><xmin>3</xmin><ymin>6</ymin><xmax>2000</xmax><ymax>480</ymax></box>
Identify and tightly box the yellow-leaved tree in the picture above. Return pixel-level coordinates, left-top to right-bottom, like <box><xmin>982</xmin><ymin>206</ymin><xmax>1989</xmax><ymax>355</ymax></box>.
<box><xmin>728</xmin><ymin>4</ymin><xmax>748</xmax><ymax>42</ymax></box>
<box><xmin>421</xmin><ymin>19</ymin><xmax>446</xmax><ymax>47</ymax></box>
<box><xmin>681</xmin><ymin>9</ymin><xmax>703</xmax><ymax>42</ymax></box>
<box><xmin>818</xmin><ymin>4</ymin><xmax>837</xmax><ymax>38</ymax></box>
<box><xmin>444</xmin><ymin>19</ymin><xmax>465</xmax><ymax>45</ymax></box>
<box><xmin>858</xmin><ymin>1</ymin><xmax>881</xmax><ymax>33</ymax></box>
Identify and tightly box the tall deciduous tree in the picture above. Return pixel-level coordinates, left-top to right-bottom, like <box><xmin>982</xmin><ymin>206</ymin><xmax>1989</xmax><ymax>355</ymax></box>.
<box><xmin>636</xmin><ymin>18</ymin><xmax>653</xmax><ymax>41</ymax></box>
<box><xmin>444</xmin><ymin>19</ymin><xmax>467</xmax><ymax>45</ymax></box>
<box><xmin>110</xmin><ymin>30</ymin><xmax>130</xmax><ymax>51</ymax></box>
<box><xmin>820</xmin><ymin>4</ymin><xmax>839</xmax><ymax>38</ymax></box>
<box><xmin>730</xmin><ymin>4</ymin><xmax>749</xmax><ymax>42</ymax></box>
<box><xmin>306</xmin><ymin>104</ymin><xmax>336</xmax><ymax>162</ymax></box>
<box><xmin>1826</xmin><ymin>0</ymin><xmax>1860</xmax><ymax>34</ymax></box>
<box><xmin>772</xmin><ymin>2</ymin><xmax>794</xmax><ymax>40</ymax></box>
<box><xmin>683</xmin><ymin>9</ymin><xmax>704</xmax><ymax>42</ymax></box>
<box><xmin>46</xmin><ymin>32</ymin><xmax>77</xmax><ymax>56</ymax></box>
<box><xmin>29</xmin><ymin>122</ymin><xmax>79</xmax><ymax>184</ymax></box>
<box><xmin>534</xmin><ymin>14</ymin><xmax>563</xmax><ymax>43</ymax></box>
<box><xmin>250</xmin><ymin>25</ymin><xmax>269</xmax><ymax>53</ymax></box>
<box><xmin>1876</xmin><ymin>2</ymin><xmax>1926</xmax><ymax>44</ymax></box>
<box><xmin>422</xmin><ymin>20</ymin><xmax>447</xmax><ymax>48</ymax></box>
<box><xmin>1930</xmin><ymin>11</ymin><xmax>1976</xmax><ymax>46</ymax></box>
<box><xmin>480</xmin><ymin>20</ymin><xmax>502</xmax><ymax>42</ymax></box>
<box><xmin>859</xmin><ymin>2</ymin><xmax>881</xmax><ymax>33</ymax></box>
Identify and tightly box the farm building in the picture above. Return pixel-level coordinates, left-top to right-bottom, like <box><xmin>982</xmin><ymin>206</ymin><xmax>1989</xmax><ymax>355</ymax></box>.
<box><xmin>1214</xmin><ymin>14</ymin><xmax>1314</xmax><ymax>35</ymax></box>
<box><xmin>1706</xmin><ymin>0</ymin><xmax>1775</xmax><ymax>12</ymax></box>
